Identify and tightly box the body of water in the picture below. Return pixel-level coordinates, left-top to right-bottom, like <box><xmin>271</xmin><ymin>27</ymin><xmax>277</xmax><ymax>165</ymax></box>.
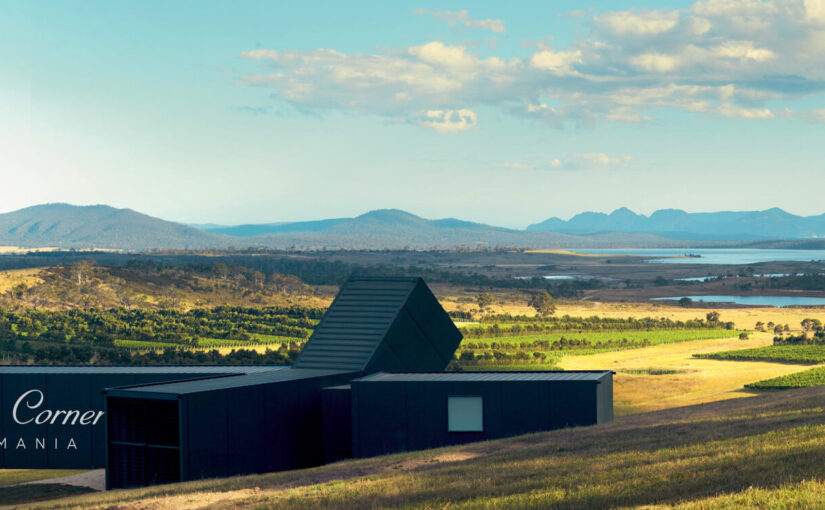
<box><xmin>675</xmin><ymin>276</ymin><xmax>717</xmax><ymax>282</ymax></box>
<box><xmin>652</xmin><ymin>295</ymin><xmax>825</xmax><ymax>307</ymax></box>
<box><xmin>578</xmin><ymin>248</ymin><xmax>825</xmax><ymax>265</ymax></box>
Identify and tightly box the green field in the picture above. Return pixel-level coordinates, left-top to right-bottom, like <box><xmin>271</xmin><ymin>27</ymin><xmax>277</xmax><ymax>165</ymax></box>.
<box><xmin>113</xmin><ymin>334</ymin><xmax>302</xmax><ymax>350</ymax></box>
<box><xmin>455</xmin><ymin>328</ymin><xmax>743</xmax><ymax>369</ymax></box>
<box><xmin>695</xmin><ymin>344</ymin><xmax>825</xmax><ymax>364</ymax></box>
<box><xmin>746</xmin><ymin>366</ymin><xmax>825</xmax><ymax>389</ymax></box>
<box><xmin>463</xmin><ymin>329</ymin><xmax>741</xmax><ymax>347</ymax></box>
<box><xmin>29</xmin><ymin>387</ymin><xmax>825</xmax><ymax>509</ymax></box>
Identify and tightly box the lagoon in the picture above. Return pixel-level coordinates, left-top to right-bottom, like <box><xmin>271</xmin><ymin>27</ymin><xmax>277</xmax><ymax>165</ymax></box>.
<box><xmin>578</xmin><ymin>248</ymin><xmax>825</xmax><ymax>265</ymax></box>
<box><xmin>652</xmin><ymin>295</ymin><xmax>825</xmax><ymax>307</ymax></box>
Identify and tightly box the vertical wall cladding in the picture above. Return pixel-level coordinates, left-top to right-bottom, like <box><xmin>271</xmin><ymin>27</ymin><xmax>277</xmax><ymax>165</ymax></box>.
<box><xmin>597</xmin><ymin>374</ymin><xmax>614</xmax><ymax>424</ymax></box>
<box><xmin>1</xmin><ymin>373</ymin><xmax>47</xmax><ymax>468</ymax></box>
<box><xmin>181</xmin><ymin>390</ymin><xmax>228</xmax><ymax>481</ymax></box>
<box><xmin>0</xmin><ymin>367</ymin><xmax>279</xmax><ymax>470</ymax></box>
<box><xmin>115</xmin><ymin>369</ymin><xmax>358</xmax><ymax>486</ymax></box>
<box><xmin>321</xmin><ymin>385</ymin><xmax>352</xmax><ymax>464</ymax></box>
<box><xmin>106</xmin><ymin>396</ymin><xmax>181</xmax><ymax>489</ymax></box>
<box><xmin>352</xmin><ymin>380</ymin><xmax>408</xmax><ymax>458</ymax></box>
<box><xmin>351</xmin><ymin>372</ymin><xmax>613</xmax><ymax>458</ymax></box>
<box><xmin>548</xmin><ymin>382</ymin><xmax>597</xmax><ymax>429</ymax></box>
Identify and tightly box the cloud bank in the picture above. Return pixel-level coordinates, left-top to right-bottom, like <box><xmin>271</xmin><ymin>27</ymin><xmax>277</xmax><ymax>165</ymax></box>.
<box><xmin>240</xmin><ymin>1</ymin><xmax>825</xmax><ymax>132</ymax></box>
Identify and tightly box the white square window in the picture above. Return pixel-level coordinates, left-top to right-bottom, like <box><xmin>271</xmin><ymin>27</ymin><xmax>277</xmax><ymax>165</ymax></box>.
<box><xmin>448</xmin><ymin>396</ymin><xmax>483</xmax><ymax>432</ymax></box>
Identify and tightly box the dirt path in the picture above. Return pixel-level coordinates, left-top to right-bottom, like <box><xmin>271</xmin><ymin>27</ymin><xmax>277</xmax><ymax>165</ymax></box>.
<box><xmin>21</xmin><ymin>469</ymin><xmax>105</xmax><ymax>492</ymax></box>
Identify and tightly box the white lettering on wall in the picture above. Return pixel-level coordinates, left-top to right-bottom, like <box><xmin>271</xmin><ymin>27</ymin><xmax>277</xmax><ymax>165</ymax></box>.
<box><xmin>12</xmin><ymin>389</ymin><xmax>103</xmax><ymax>426</ymax></box>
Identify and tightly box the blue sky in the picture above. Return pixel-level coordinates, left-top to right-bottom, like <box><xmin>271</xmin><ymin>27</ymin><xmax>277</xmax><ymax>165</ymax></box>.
<box><xmin>2</xmin><ymin>0</ymin><xmax>824</xmax><ymax>228</ymax></box>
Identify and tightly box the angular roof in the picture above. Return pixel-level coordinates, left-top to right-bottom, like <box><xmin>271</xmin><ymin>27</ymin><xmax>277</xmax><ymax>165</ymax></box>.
<box><xmin>354</xmin><ymin>371</ymin><xmax>612</xmax><ymax>383</ymax></box>
<box><xmin>0</xmin><ymin>366</ymin><xmax>280</xmax><ymax>375</ymax></box>
<box><xmin>105</xmin><ymin>368</ymin><xmax>355</xmax><ymax>397</ymax></box>
<box><xmin>293</xmin><ymin>277</ymin><xmax>462</xmax><ymax>373</ymax></box>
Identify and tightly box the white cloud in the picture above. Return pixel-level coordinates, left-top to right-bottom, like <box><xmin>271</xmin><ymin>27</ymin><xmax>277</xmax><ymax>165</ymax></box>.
<box><xmin>595</xmin><ymin>9</ymin><xmax>680</xmax><ymax>36</ymax></box>
<box><xmin>565</xmin><ymin>153</ymin><xmax>633</xmax><ymax>169</ymax></box>
<box><xmin>530</xmin><ymin>49</ymin><xmax>583</xmax><ymax>75</ymax></box>
<box><xmin>414</xmin><ymin>9</ymin><xmax>505</xmax><ymax>33</ymax></box>
<box><xmin>629</xmin><ymin>53</ymin><xmax>681</xmax><ymax>72</ymax></box>
<box><xmin>239</xmin><ymin>0</ymin><xmax>825</xmax><ymax>130</ymax></box>
<box><xmin>503</xmin><ymin>153</ymin><xmax>632</xmax><ymax>171</ymax></box>
<box><xmin>416</xmin><ymin>109</ymin><xmax>477</xmax><ymax>133</ymax></box>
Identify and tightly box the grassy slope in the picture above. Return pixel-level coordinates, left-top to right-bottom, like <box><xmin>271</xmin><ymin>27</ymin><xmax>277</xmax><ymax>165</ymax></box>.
<box><xmin>560</xmin><ymin>333</ymin><xmax>810</xmax><ymax>414</ymax></box>
<box><xmin>32</xmin><ymin>387</ymin><xmax>825</xmax><ymax>510</ymax></box>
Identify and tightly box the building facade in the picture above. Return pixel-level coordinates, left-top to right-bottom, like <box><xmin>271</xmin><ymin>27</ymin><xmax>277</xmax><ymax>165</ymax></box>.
<box><xmin>0</xmin><ymin>277</ymin><xmax>612</xmax><ymax>488</ymax></box>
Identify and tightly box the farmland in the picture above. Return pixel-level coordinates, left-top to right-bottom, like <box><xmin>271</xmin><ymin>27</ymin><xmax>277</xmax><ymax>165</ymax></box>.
<box><xmin>746</xmin><ymin>366</ymin><xmax>825</xmax><ymax>389</ymax></box>
<box><xmin>695</xmin><ymin>345</ymin><xmax>825</xmax><ymax>364</ymax></box>
<box><xmin>455</xmin><ymin>328</ymin><xmax>743</xmax><ymax>370</ymax></box>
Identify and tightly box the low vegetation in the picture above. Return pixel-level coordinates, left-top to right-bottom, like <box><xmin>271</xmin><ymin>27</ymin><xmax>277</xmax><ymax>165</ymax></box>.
<box><xmin>695</xmin><ymin>345</ymin><xmax>825</xmax><ymax>364</ymax></box>
<box><xmin>456</xmin><ymin>328</ymin><xmax>742</xmax><ymax>370</ymax></box>
<box><xmin>746</xmin><ymin>366</ymin><xmax>825</xmax><ymax>390</ymax></box>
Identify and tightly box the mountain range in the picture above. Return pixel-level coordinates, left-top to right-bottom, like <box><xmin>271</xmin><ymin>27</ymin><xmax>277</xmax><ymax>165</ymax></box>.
<box><xmin>0</xmin><ymin>203</ymin><xmax>824</xmax><ymax>251</ymax></box>
<box><xmin>527</xmin><ymin>207</ymin><xmax>825</xmax><ymax>240</ymax></box>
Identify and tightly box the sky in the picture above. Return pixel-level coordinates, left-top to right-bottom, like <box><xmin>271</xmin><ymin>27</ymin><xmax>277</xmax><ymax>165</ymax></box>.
<box><xmin>1</xmin><ymin>0</ymin><xmax>824</xmax><ymax>229</ymax></box>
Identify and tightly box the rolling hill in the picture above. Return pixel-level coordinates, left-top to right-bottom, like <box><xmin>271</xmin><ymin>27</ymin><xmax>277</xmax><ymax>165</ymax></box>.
<box><xmin>4</xmin><ymin>204</ymin><xmax>824</xmax><ymax>251</ymax></box>
<box><xmin>0</xmin><ymin>204</ymin><xmax>230</xmax><ymax>250</ymax></box>
<box><xmin>0</xmin><ymin>205</ymin><xmax>679</xmax><ymax>251</ymax></box>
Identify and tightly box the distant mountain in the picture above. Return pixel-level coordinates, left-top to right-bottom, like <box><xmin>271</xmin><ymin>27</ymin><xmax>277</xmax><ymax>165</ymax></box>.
<box><xmin>0</xmin><ymin>204</ymin><xmax>230</xmax><ymax>250</ymax></box>
<box><xmin>528</xmin><ymin>207</ymin><xmax>825</xmax><ymax>241</ymax></box>
<box><xmin>5</xmin><ymin>204</ymin><xmax>822</xmax><ymax>252</ymax></box>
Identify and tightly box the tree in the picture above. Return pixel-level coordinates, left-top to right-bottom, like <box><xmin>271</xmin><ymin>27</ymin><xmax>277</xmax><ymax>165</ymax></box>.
<box><xmin>528</xmin><ymin>291</ymin><xmax>556</xmax><ymax>316</ymax></box>
<box><xmin>678</xmin><ymin>297</ymin><xmax>693</xmax><ymax>307</ymax></box>
<box><xmin>739</xmin><ymin>332</ymin><xmax>749</xmax><ymax>340</ymax></box>
<box><xmin>802</xmin><ymin>318</ymin><xmax>823</xmax><ymax>331</ymax></box>
<box><xmin>706</xmin><ymin>311</ymin><xmax>720</xmax><ymax>322</ymax></box>
<box><xmin>654</xmin><ymin>276</ymin><xmax>668</xmax><ymax>286</ymax></box>
<box><xmin>476</xmin><ymin>293</ymin><xmax>494</xmax><ymax>310</ymax></box>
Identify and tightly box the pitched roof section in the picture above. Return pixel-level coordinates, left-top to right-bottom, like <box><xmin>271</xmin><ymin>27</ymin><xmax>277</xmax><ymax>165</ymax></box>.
<box><xmin>293</xmin><ymin>277</ymin><xmax>462</xmax><ymax>373</ymax></box>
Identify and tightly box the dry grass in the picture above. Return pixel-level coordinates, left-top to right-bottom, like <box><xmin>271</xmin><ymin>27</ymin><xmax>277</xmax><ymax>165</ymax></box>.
<box><xmin>0</xmin><ymin>268</ymin><xmax>44</xmax><ymax>294</ymax></box>
<box><xmin>560</xmin><ymin>331</ymin><xmax>813</xmax><ymax>415</ymax></box>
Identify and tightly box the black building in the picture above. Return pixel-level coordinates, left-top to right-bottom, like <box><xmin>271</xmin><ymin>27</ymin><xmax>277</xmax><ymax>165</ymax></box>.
<box><xmin>0</xmin><ymin>277</ymin><xmax>613</xmax><ymax>487</ymax></box>
<box><xmin>349</xmin><ymin>371</ymin><xmax>613</xmax><ymax>458</ymax></box>
<box><xmin>0</xmin><ymin>366</ymin><xmax>280</xmax><ymax>469</ymax></box>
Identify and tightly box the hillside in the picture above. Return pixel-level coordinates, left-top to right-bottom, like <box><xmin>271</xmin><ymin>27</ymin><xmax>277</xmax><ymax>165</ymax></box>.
<box><xmin>213</xmin><ymin>209</ymin><xmax>682</xmax><ymax>250</ymax></box>
<box><xmin>529</xmin><ymin>207</ymin><xmax>825</xmax><ymax>240</ymax></box>
<box><xmin>32</xmin><ymin>386</ymin><xmax>825</xmax><ymax>509</ymax></box>
<box><xmin>0</xmin><ymin>204</ymin><xmax>230</xmax><ymax>250</ymax></box>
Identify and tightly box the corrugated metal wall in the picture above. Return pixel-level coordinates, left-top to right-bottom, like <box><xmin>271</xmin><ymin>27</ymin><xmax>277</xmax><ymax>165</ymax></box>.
<box><xmin>352</xmin><ymin>376</ymin><xmax>612</xmax><ymax>458</ymax></box>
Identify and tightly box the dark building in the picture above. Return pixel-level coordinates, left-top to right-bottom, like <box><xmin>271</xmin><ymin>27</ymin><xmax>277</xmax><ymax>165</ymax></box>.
<box><xmin>104</xmin><ymin>368</ymin><xmax>356</xmax><ymax>488</ymax></box>
<box><xmin>0</xmin><ymin>366</ymin><xmax>280</xmax><ymax>469</ymax></box>
<box><xmin>0</xmin><ymin>277</ymin><xmax>613</xmax><ymax>487</ymax></box>
<box><xmin>349</xmin><ymin>371</ymin><xmax>613</xmax><ymax>458</ymax></box>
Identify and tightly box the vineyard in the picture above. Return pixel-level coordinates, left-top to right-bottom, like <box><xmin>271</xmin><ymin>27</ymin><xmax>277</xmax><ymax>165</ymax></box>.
<box><xmin>695</xmin><ymin>345</ymin><xmax>825</xmax><ymax>364</ymax></box>
<box><xmin>0</xmin><ymin>306</ymin><xmax>319</xmax><ymax>365</ymax></box>
<box><xmin>455</xmin><ymin>318</ymin><xmax>744</xmax><ymax>370</ymax></box>
<box><xmin>746</xmin><ymin>366</ymin><xmax>825</xmax><ymax>389</ymax></box>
